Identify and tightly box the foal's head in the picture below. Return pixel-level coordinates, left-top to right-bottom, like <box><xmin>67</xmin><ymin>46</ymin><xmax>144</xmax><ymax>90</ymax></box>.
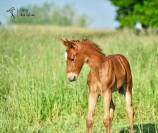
<box><xmin>61</xmin><ymin>39</ymin><xmax>85</xmax><ymax>82</ymax></box>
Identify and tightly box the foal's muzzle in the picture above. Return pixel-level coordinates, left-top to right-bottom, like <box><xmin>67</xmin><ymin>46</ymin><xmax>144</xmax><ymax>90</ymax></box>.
<box><xmin>67</xmin><ymin>73</ymin><xmax>77</xmax><ymax>82</ymax></box>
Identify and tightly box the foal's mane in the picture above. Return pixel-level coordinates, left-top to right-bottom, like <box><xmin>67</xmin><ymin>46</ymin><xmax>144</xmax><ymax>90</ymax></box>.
<box><xmin>71</xmin><ymin>39</ymin><xmax>105</xmax><ymax>55</ymax></box>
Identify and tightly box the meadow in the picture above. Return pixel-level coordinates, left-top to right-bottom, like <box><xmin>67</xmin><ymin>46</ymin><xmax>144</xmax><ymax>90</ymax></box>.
<box><xmin>0</xmin><ymin>25</ymin><xmax>158</xmax><ymax>133</ymax></box>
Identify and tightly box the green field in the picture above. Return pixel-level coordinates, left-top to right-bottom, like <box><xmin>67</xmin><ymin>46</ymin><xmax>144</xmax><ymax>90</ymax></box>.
<box><xmin>0</xmin><ymin>25</ymin><xmax>158</xmax><ymax>133</ymax></box>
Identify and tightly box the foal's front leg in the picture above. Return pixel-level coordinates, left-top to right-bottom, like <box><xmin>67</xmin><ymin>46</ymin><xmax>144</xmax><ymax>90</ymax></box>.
<box><xmin>103</xmin><ymin>90</ymin><xmax>112</xmax><ymax>133</ymax></box>
<box><xmin>86</xmin><ymin>92</ymin><xmax>98</xmax><ymax>133</ymax></box>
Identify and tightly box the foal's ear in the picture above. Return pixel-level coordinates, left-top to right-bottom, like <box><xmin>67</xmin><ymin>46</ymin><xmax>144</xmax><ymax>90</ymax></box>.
<box><xmin>60</xmin><ymin>38</ymin><xmax>77</xmax><ymax>49</ymax></box>
<box><xmin>60</xmin><ymin>38</ymin><xmax>68</xmax><ymax>47</ymax></box>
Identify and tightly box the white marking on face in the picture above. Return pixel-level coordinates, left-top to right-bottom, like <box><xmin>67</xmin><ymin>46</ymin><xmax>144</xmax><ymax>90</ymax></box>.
<box><xmin>65</xmin><ymin>52</ymin><xmax>67</xmax><ymax>60</ymax></box>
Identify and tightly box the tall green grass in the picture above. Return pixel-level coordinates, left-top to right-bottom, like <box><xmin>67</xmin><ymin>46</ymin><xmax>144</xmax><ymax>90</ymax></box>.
<box><xmin>0</xmin><ymin>25</ymin><xmax>158</xmax><ymax>133</ymax></box>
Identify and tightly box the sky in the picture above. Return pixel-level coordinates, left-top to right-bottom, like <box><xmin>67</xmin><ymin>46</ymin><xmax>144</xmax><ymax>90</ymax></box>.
<box><xmin>0</xmin><ymin>0</ymin><xmax>119</xmax><ymax>29</ymax></box>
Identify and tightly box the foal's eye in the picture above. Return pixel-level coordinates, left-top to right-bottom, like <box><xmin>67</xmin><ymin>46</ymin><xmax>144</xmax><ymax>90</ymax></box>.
<box><xmin>71</xmin><ymin>58</ymin><xmax>75</xmax><ymax>62</ymax></box>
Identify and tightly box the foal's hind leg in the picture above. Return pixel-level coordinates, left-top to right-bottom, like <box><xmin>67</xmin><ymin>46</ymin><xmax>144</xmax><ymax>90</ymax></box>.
<box><xmin>125</xmin><ymin>84</ymin><xmax>134</xmax><ymax>133</ymax></box>
<box><xmin>86</xmin><ymin>92</ymin><xmax>98</xmax><ymax>133</ymax></box>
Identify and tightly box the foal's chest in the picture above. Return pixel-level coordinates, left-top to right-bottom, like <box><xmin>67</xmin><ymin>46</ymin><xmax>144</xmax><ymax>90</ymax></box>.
<box><xmin>87</xmin><ymin>71</ymin><xmax>104</xmax><ymax>95</ymax></box>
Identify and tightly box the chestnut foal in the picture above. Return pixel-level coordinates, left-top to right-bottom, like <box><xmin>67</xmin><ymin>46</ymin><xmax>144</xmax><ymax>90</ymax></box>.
<box><xmin>61</xmin><ymin>39</ymin><xmax>134</xmax><ymax>133</ymax></box>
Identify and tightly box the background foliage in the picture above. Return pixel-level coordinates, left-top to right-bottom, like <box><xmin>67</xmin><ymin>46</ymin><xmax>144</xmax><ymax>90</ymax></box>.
<box><xmin>109</xmin><ymin>0</ymin><xmax>158</xmax><ymax>28</ymax></box>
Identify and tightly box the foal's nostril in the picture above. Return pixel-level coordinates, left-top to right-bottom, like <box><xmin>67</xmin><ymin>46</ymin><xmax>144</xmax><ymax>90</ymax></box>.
<box><xmin>67</xmin><ymin>73</ymin><xmax>77</xmax><ymax>82</ymax></box>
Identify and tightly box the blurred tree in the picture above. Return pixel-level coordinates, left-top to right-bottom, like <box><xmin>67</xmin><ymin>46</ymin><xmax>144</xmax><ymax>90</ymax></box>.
<box><xmin>75</xmin><ymin>15</ymin><xmax>88</xmax><ymax>27</ymax></box>
<box><xmin>109</xmin><ymin>0</ymin><xmax>158</xmax><ymax>28</ymax></box>
<box><xmin>8</xmin><ymin>3</ymin><xmax>88</xmax><ymax>27</ymax></box>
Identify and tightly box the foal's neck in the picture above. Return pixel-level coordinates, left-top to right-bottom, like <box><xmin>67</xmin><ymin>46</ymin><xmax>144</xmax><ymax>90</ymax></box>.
<box><xmin>85</xmin><ymin>52</ymin><xmax>105</xmax><ymax>71</ymax></box>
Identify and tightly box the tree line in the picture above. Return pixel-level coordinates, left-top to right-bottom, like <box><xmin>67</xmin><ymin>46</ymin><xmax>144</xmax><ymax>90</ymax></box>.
<box><xmin>8</xmin><ymin>3</ymin><xmax>88</xmax><ymax>27</ymax></box>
